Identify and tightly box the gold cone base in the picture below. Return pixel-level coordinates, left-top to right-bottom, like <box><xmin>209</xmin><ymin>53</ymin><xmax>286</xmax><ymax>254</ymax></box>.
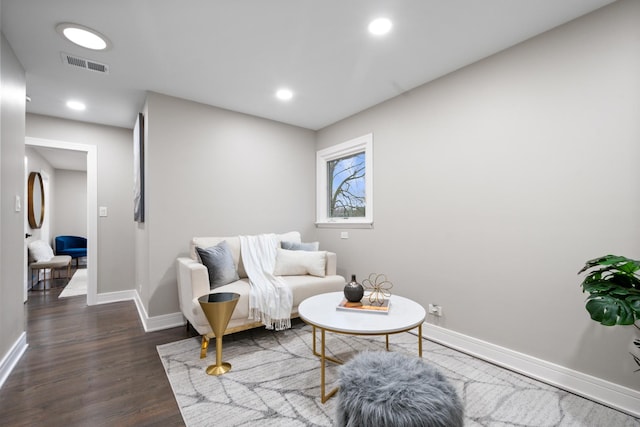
<box><xmin>206</xmin><ymin>362</ymin><xmax>231</xmax><ymax>376</ymax></box>
<box><xmin>198</xmin><ymin>292</ymin><xmax>241</xmax><ymax>377</ymax></box>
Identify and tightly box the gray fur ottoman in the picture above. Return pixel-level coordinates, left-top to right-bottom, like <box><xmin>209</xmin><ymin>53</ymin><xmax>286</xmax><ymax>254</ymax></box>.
<box><xmin>336</xmin><ymin>351</ymin><xmax>463</xmax><ymax>427</ymax></box>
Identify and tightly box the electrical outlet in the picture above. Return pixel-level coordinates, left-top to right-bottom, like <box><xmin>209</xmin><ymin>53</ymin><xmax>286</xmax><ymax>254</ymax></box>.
<box><xmin>428</xmin><ymin>304</ymin><xmax>443</xmax><ymax>317</ymax></box>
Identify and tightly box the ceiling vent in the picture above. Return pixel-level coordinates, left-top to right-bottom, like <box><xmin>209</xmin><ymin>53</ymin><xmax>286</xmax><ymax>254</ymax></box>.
<box><xmin>61</xmin><ymin>52</ymin><xmax>109</xmax><ymax>74</ymax></box>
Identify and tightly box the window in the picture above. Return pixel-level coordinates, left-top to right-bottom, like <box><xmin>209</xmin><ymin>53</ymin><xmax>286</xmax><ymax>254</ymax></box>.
<box><xmin>316</xmin><ymin>133</ymin><xmax>373</xmax><ymax>227</ymax></box>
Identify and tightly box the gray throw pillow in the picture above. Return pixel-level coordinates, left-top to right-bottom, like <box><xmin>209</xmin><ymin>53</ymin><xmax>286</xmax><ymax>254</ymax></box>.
<box><xmin>196</xmin><ymin>241</ymin><xmax>239</xmax><ymax>289</ymax></box>
<box><xmin>281</xmin><ymin>240</ymin><xmax>319</xmax><ymax>251</ymax></box>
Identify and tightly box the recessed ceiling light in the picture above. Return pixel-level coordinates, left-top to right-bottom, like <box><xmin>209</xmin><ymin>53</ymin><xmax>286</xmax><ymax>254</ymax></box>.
<box><xmin>368</xmin><ymin>18</ymin><xmax>393</xmax><ymax>36</ymax></box>
<box><xmin>56</xmin><ymin>23</ymin><xmax>110</xmax><ymax>50</ymax></box>
<box><xmin>66</xmin><ymin>100</ymin><xmax>86</xmax><ymax>111</ymax></box>
<box><xmin>276</xmin><ymin>89</ymin><xmax>294</xmax><ymax>101</ymax></box>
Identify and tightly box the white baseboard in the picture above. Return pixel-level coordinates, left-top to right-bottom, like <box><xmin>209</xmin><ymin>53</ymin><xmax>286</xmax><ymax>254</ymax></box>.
<box><xmin>132</xmin><ymin>291</ymin><xmax>185</xmax><ymax>332</ymax></box>
<box><xmin>0</xmin><ymin>332</ymin><xmax>28</xmax><ymax>390</ymax></box>
<box><xmin>95</xmin><ymin>290</ymin><xmax>185</xmax><ymax>332</ymax></box>
<box><xmin>94</xmin><ymin>289</ymin><xmax>138</xmax><ymax>305</ymax></box>
<box><xmin>423</xmin><ymin>323</ymin><xmax>640</xmax><ymax>418</ymax></box>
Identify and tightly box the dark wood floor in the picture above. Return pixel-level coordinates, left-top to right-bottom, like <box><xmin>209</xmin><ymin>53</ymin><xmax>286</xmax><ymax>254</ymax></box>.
<box><xmin>0</xmin><ymin>276</ymin><xmax>191</xmax><ymax>426</ymax></box>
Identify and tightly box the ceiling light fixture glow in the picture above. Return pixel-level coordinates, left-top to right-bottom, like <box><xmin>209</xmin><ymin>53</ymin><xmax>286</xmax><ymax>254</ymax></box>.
<box><xmin>66</xmin><ymin>100</ymin><xmax>86</xmax><ymax>111</ymax></box>
<box><xmin>56</xmin><ymin>23</ymin><xmax>110</xmax><ymax>50</ymax></box>
<box><xmin>368</xmin><ymin>18</ymin><xmax>393</xmax><ymax>35</ymax></box>
<box><xmin>276</xmin><ymin>88</ymin><xmax>294</xmax><ymax>101</ymax></box>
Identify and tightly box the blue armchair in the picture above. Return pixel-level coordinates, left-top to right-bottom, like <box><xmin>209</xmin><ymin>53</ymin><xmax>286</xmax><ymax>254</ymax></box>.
<box><xmin>55</xmin><ymin>235</ymin><xmax>87</xmax><ymax>267</ymax></box>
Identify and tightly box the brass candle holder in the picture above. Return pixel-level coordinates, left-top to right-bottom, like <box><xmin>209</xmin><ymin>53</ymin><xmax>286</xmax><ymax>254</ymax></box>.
<box><xmin>198</xmin><ymin>292</ymin><xmax>240</xmax><ymax>376</ymax></box>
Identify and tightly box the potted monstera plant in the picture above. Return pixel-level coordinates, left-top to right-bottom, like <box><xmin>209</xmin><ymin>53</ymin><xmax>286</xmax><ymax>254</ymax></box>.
<box><xmin>579</xmin><ymin>255</ymin><xmax>640</xmax><ymax>371</ymax></box>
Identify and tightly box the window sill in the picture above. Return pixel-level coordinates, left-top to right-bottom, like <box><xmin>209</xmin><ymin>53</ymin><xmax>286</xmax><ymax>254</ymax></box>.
<box><xmin>315</xmin><ymin>221</ymin><xmax>373</xmax><ymax>229</ymax></box>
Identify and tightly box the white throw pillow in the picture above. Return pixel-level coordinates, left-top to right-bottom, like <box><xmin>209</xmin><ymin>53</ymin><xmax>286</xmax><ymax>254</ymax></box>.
<box><xmin>29</xmin><ymin>240</ymin><xmax>54</xmax><ymax>262</ymax></box>
<box><xmin>273</xmin><ymin>248</ymin><xmax>327</xmax><ymax>277</ymax></box>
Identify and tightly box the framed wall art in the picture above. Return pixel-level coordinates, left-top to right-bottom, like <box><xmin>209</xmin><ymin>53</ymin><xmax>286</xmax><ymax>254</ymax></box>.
<box><xmin>133</xmin><ymin>112</ymin><xmax>145</xmax><ymax>222</ymax></box>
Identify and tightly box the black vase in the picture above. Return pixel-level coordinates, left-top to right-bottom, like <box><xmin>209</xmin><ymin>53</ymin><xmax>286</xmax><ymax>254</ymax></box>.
<box><xmin>343</xmin><ymin>274</ymin><xmax>364</xmax><ymax>302</ymax></box>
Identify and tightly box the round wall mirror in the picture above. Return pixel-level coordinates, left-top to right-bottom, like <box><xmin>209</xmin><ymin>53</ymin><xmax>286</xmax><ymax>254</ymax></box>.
<box><xmin>28</xmin><ymin>171</ymin><xmax>44</xmax><ymax>229</ymax></box>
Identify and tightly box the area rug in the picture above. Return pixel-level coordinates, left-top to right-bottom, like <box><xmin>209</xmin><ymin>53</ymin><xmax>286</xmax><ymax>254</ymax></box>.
<box><xmin>157</xmin><ymin>321</ymin><xmax>639</xmax><ymax>427</ymax></box>
<box><xmin>58</xmin><ymin>268</ymin><xmax>87</xmax><ymax>298</ymax></box>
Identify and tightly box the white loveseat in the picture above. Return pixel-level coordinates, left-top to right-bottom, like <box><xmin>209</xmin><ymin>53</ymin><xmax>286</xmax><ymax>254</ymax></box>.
<box><xmin>176</xmin><ymin>231</ymin><xmax>345</xmax><ymax>356</ymax></box>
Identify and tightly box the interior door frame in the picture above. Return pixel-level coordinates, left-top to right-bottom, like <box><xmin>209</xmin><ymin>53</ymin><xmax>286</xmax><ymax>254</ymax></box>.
<box><xmin>25</xmin><ymin>137</ymin><xmax>98</xmax><ymax>305</ymax></box>
<box><xmin>23</xmin><ymin>156</ymin><xmax>28</xmax><ymax>302</ymax></box>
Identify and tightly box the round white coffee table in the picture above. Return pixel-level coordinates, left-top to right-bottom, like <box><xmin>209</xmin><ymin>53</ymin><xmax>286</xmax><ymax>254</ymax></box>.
<box><xmin>298</xmin><ymin>291</ymin><xmax>426</xmax><ymax>403</ymax></box>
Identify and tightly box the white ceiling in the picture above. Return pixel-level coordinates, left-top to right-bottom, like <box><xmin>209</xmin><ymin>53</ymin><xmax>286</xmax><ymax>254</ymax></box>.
<box><xmin>2</xmin><ymin>0</ymin><xmax>616</xmax><ymax>134</ymax></box>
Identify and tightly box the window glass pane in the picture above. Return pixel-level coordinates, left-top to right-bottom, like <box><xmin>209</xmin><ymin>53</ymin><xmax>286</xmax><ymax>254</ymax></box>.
<box><xmin>327</xmin><ymin>152</ymin><xmax>365</xmax><ymax>218</ymax></box>
<box><xmin>316</xmin><ymin>132</ymin><xmax>372</xmax><ymax>227</ymax></box>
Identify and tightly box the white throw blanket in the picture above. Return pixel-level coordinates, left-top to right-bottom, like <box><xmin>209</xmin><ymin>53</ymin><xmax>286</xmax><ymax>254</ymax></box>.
<box><xmin>239</xmin><ymin>234</ymin><xmax>292</xmax><ymax>331</ymax></box>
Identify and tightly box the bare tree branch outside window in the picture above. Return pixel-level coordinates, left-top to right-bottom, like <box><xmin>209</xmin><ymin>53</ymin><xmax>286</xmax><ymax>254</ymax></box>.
<box><xmin>327</xmin><ymin>152</ymin><xmax>366</xmax><ymax>218</ymax></box>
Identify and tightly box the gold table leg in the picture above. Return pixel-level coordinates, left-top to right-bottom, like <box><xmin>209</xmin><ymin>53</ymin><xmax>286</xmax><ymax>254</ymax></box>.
<box><xmin>311</xmin><ymin>326</ymin><xmax>340</xmax><ymax>402</ymax></box>
<box><xmin>312</xmin><ymin>325</ymin><xmax>316</xmax><ymax>355</ymax></box>
<box><xmin>320</xmin><ymin>328</ymin><xmax>339</xmax><ymax>403</ymax></box>
<box><xmin>309</xmin><ymin>324</ymin><xmax>425</xmax><ymax>403</ymax></box>
<box><xmin>200</xmin><ymin>336</ymin><xmax>209</xmax><ymax>359</ymax></box>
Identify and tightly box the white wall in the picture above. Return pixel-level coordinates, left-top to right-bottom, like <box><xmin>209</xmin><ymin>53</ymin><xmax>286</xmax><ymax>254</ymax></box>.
<box><xmin>317</xmin><ymin>0</ymin><xmax>640</xmax><ymax>391</ymax></box>
<box><xmin>26</xmin><ymin>114</ymin><xmax>134</xmax><ymax>294</ymax></box>
<box><xmin>137</xmin><ymin>92</ymin><xmax>317</xmax><ymax>317</ymax></box>
<box><xmin>0</xmin><ymin>30</ymin><xmax>26</xmax><ymax>385</ymax></box>
<box><xmin>53</xmin><ymin>169</ymin><xmax>87</xmax><ymax>239</ymax></box>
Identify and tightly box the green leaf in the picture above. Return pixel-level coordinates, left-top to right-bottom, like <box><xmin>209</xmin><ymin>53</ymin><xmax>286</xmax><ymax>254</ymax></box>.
<box><xmin>581</xmin><ymin>279</ymin><xmax>618</xmax><ymax>294</ymax></box>
<box><xmin>585</xmin><ymin>295</ymin><xmax>635</xmax><ymax>326</ymax></box>
<box><xmin>609</xmin><ymin>287</ymin><xmax>640</xmax><ymax>297</ymax></box>
<box><xmin>578</xmin><ymin>255</ymin><xmax>640</xmax><ymax>274</ymax></box>
<box><xmin>627</xmin><ymin>296</ymin><xmax>640</xmax><ymax>317</ymax></box>
<box><xmin>618</xmin><ymin>261</ymin><xmax>640</xmax><ymax>274</ymax></box>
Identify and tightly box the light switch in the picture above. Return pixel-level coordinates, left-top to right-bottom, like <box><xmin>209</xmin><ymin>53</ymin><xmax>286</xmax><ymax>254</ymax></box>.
<box><xmin>340</xmin><ymin>231</ymin><xmax>349</xmax><ymax>239</ymax></box>
<box><xmin>15</xmin><ymin>195</ymin><xmax>21</xmax><ymax>212</ymax></box>
<box><xmin>99</xmin><ymin>206</ymin><xmax>108</xmax><ymax>217</ymax></box>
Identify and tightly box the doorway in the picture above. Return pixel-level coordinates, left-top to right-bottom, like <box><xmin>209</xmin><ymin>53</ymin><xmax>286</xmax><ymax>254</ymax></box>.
<box><xmin>25</xmin><ymin>137</ymin><xmax>98</xmax><ymax>305</ymax></box>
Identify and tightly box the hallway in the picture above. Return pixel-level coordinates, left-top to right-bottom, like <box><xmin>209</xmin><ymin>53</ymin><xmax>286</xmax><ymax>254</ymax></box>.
<box><xmin>0</xmin><ymin>286</ymin><xmax>188</xmax><ymax>426</ymax></box>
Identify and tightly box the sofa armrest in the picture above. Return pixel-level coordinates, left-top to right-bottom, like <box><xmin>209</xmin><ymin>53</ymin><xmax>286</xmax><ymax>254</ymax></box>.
<box><xmin>176</xmin><ymin>257</ymin><xmax>210</xmax><ymax>322</ymax></box>
<box><xmin>326</xmin><ymin>252</ymin><xmax>337</xmax><ymax>276</ymax></box>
